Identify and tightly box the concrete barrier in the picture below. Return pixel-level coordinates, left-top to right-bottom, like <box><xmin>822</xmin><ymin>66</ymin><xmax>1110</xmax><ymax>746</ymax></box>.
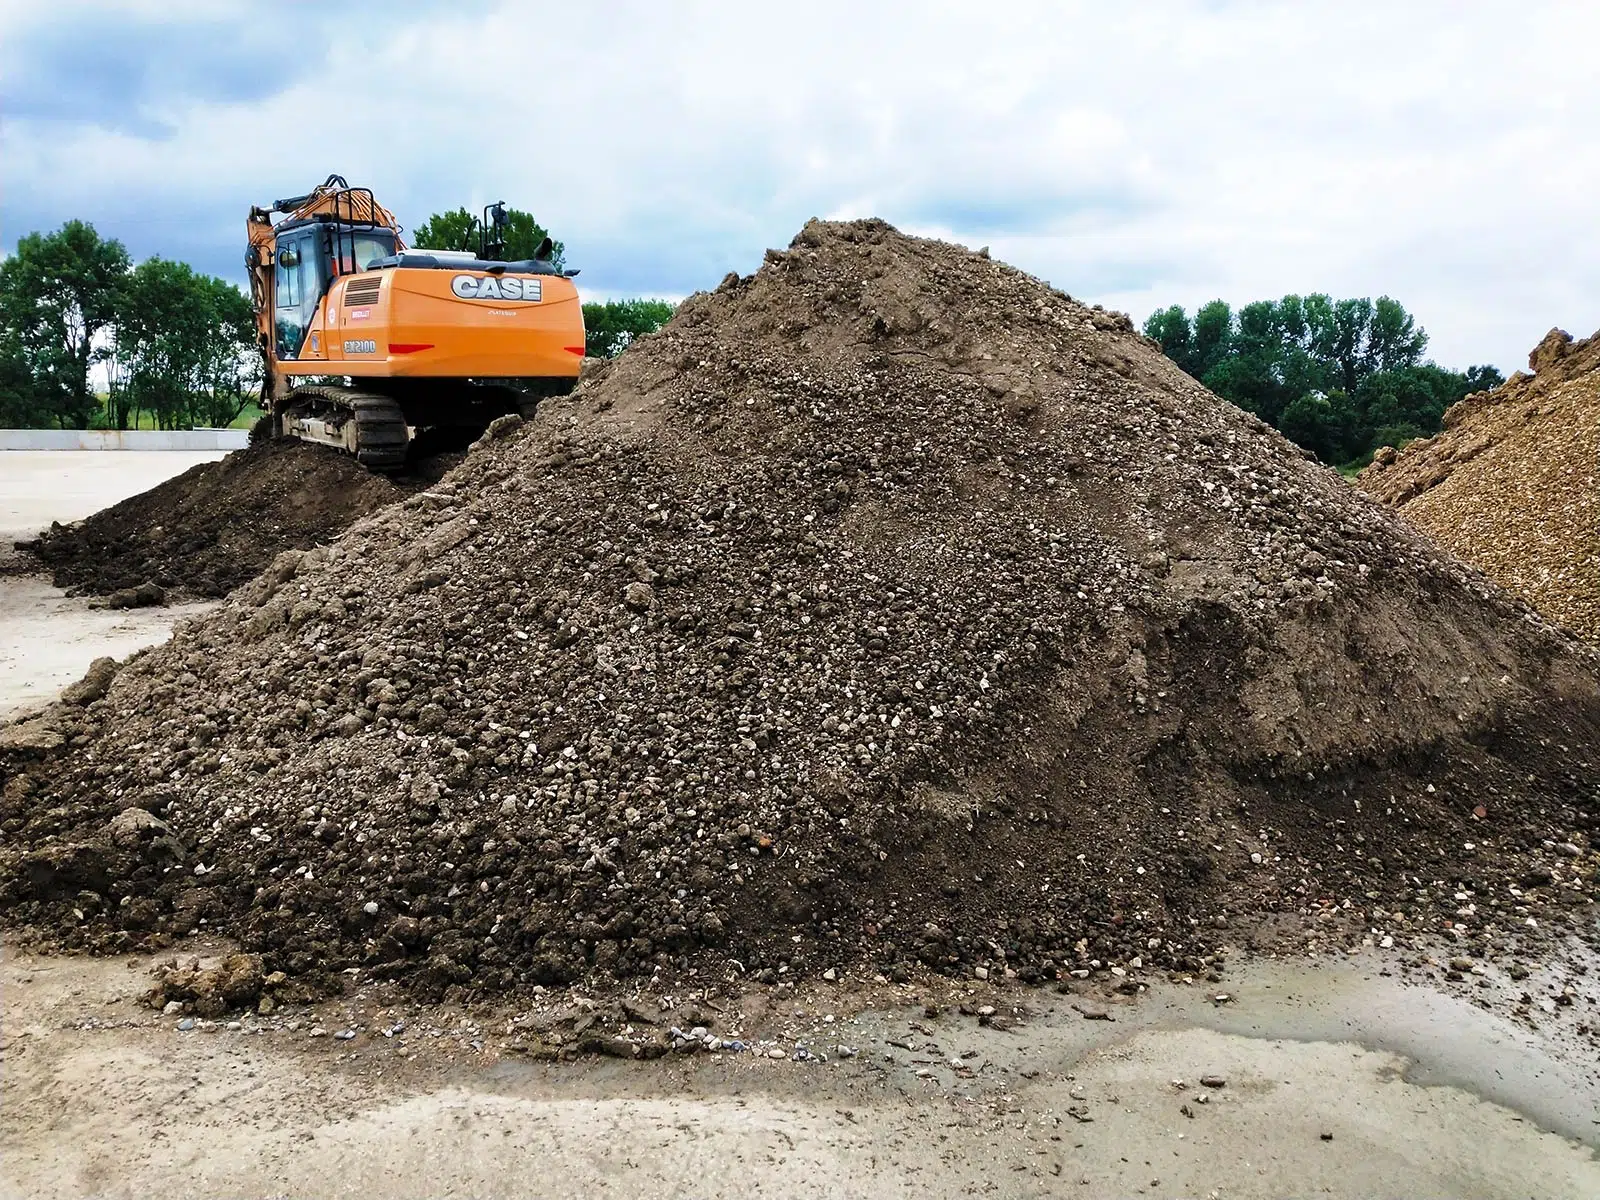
<box><xmin>0</xmin><ymin>428</ymin><xmax>250</xmax><ymax>451</ymax></box>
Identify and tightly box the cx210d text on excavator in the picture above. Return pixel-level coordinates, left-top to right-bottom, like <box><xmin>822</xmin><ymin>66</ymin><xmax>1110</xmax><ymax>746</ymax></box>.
<box><xmin>246</xmin><ymin>175</ymin><xmax>585</xmax><ymax>470</ymax></box>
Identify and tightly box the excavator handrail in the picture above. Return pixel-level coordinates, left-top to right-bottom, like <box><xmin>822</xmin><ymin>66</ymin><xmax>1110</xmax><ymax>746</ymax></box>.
<box><xmin>328</xmin><ymin>186</ymin><xmax>382</xmax><ymax>280</ymax></box>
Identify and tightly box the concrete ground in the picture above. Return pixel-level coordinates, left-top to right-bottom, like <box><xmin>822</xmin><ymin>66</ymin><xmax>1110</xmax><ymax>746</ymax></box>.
<box><xmin>0</xmin><ymin>450</ymin><xmax>223</xmax><ymax>722</ymax></box>
<box><xmin>0</xmin><ymin>450</ymin><xmax>225</xmax><ymax>543</ymax></box>
<box><xmin>2</xmin><ymin>946</ymin><xmax>1595</xmax><ymax>1199</ymax></box>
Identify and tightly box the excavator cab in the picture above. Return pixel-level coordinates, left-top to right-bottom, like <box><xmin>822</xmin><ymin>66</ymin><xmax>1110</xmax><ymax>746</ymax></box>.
<box><xmin>270</xmin><ymin>225</ymin><xmax>397</xmax><ymax>358</ymax></box>
<box><xmin>246</xmin><ymin>175</ymin><xmax>585</xmax><ymax>470</ymax></box>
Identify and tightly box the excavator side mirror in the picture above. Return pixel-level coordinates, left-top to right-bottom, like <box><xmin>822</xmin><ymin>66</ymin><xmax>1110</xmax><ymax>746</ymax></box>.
<box><xmin>491</xmin><ymin>202</ymin><xmax>509</xmax><ymax>230</ymax></box>
<box><xmin>533</xmin><ymin>236</ymin><xmax>554</xmax><ymax>262</ymax></box>
<box><xmin>276</xmin><ymin>246</ymin><xmax>300</xmax><ymax>269</ymax></box>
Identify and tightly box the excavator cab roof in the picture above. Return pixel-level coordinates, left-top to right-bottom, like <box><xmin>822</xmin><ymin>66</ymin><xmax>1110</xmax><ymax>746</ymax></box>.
<box><xmin>272</xmin><ymin>212</ymin><xmax>391</xmax><ymax>236</ymax></box>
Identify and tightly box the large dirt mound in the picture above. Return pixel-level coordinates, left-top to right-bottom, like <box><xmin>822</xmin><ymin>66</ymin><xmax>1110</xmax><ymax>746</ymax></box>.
<box><xmin>19</xmin><ymin>440</ymin><xmax>429</xmax><ymax>600</ymax></box>
<box><xmin>1361</xmin><ymin>328</ymin><xmax>1600</xmax><ymax>639</ymax></box>
<box><xmin>2</xmin><ymin>220</ymin><xmax>1596</xmax><ymax>1003</ymax></box>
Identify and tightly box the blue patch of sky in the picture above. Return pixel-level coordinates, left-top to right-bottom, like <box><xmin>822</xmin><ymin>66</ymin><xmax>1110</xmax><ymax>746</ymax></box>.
<box><xmin>904</xmin><ymin>191</ymin><xmax>1149</xmax><ymax>238</ymax></box>
<box><xmin>1</xmin><ymin>1</ymin><xmax>441</xmax><ymax>137</ymax></box>
<box><xmin>0</xmin><ymin>193</ymin><xmax>245</xmax><ymax>284</ymax></box>
<box><xmin>3</xmin><ymin>17</ymin><xmax>291</xmax><ymax>138</ymax></box>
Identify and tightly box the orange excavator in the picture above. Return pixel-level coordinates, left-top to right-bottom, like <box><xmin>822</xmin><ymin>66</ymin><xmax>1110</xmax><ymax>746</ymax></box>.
<box><xmin>245</xmin><ymin>175</ymin><xmax>585</xmax><ymax>470</ymax></box>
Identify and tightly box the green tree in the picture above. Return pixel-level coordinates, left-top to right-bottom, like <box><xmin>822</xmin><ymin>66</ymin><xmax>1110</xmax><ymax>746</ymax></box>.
<box><xmin>1367</xmin><ymin>296</ymin><xmax>1429</xmax><ymax>376</ymax></box>
<box><xmin>582</xmin><ymin>298</ymin><xmax>676</xmax><ymax>359</ymax></box>
<box><xmin>1464</xmin><ymin>363</ymin><xmax>1506</xmax><ymax>395</ymax></box>
<box><xmin>410</xmin><ymin>208</ymin><xmax>475</xmax><ymax>253</ymax></box>
<box><xmin>1202</xmin><ymin>353</ymin><xmax>1285</xmax><ymax>425</ymax></box>
<box><xmin>1329</xmin><ymin>297</ymin><xmax>1375</xmax><ymax>395</ymax></box>
<box><xmin>1356</xmin><ymin>362</ymin><xmax>1505</xmax><ymax>450</ymax></box>
<box><xmin>1280</xmin><ymin>390</ymin><xmax>1359</xmax><ymax>462</ymax></box>
<box><xmin>118</xmin><ymin>257</ymin><xmax>210</xmax><ymax>429</ymax></box>
<box><xmin>0</xmin><ymin>327</ymin><xmax>45</xmax><ymax>427</ymax></box>
<box><xmin>411</xmin><ymin>206</ymin><xmax>565</xmax><ymax>269</ymax></box>
<box><xmin>1192</xmin><ymin>299</ymin><xmax>1235</xmax><ymax>377</ymax></box>
<box><xmin>1213</xmin><ymin>300</ymin><xmax>1295</xmax><ymax>423</ymax></box>
<box><xmin>192</xmin><ymin>275</ymin><xmax>258</xmax><ymax>427</ymax></box>
<box><xmin>0</xmin><ymin>220</ymin><xmax>129</xmax><ymax>428</ymax></box>
<box><xmin>1145</xmin><ymin>291</ymin><xmax>1468</xmax><ymax>466</ymax></box>
<box><xmin>109</xmin><ymin>259</ymin><xmax>256</xmax><ymax>430</ymax></box>
<box><xmin>1142</xmin><ymin>305</ymin><xmax>1196</xmax><ymax>375</ymax></box>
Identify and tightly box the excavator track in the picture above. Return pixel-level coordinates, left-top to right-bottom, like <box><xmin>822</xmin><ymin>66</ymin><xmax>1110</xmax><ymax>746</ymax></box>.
<box><xmin>277</xmin><ymin>385</ymin><xmax>410</xmax><ymax>473</ymax></box>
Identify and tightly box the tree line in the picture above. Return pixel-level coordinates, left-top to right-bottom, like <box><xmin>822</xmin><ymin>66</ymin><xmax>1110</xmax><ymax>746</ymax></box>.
<box><xmin>1</xmin><ymin>221</ymin><xmax>256</xmax><ymax>430</ymax></box>
<box><xmin>1143</xmin><ymin>295</ymin><xmax>1503</xmax><ymax>466</ymax></box>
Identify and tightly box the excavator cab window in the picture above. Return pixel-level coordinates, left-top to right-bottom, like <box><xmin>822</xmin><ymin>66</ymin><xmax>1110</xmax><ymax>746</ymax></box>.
<box><xmin>337</xmin><ymin>232</ymin><xmax>395</xmax><ymax>276</ymax></box>
<box><xmin>274</xmin><ymin>231</ymin><xmax>325</xmax><ymax>359</ymax></box>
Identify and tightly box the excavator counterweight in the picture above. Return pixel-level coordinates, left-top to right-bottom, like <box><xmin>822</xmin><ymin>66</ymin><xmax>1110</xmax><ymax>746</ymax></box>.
<box><xmin>245</xmin><ymin>175</ymin><xmax>584</xmax><ymax>469</ymax></box>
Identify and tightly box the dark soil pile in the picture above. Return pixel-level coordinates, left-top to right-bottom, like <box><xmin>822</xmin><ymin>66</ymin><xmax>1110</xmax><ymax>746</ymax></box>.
<box><xmin>2</xmin><ymin>220</ymin><xmax>1596</xmax><ymax>1005</ymax></box>
<box><xmin>18</xmin><ymin>439</ymin><xmax>426</xmax><ymax>600</ymax></box>
<box><xmin>1362</xmin><ymin>327</ymin><xmax>1600</xmax><ymax>639</ymax></box>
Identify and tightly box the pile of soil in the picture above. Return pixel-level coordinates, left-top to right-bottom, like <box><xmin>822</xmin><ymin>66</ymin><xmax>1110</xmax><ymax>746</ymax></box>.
<box><xmin>18</xmin><ymin>439</ymin><xmax>436</xmax><ymax>601</ymax></box>
<box><xmin>1</xmin><ymin>220</ymin><xmax>1596</xmax><ymax>1004</ymax></box>
<box><xmin>1361</xmin><ymin>328</ymin><xmax>1600</xmax><ymax>639</ymax></box>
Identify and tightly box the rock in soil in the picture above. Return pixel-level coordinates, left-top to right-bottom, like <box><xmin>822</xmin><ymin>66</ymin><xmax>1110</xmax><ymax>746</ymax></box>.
<box><xmin>1</xmin><ymin>219</ymin><xmax>1597</xmax><ymax>1003</ymax></box>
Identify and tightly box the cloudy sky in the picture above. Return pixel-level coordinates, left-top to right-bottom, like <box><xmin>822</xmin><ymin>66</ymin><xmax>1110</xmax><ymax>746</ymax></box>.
<box><xmin>3</xmin><ymin>0</ymin><xmax>1596</xmax><ymax>371</ymax></box>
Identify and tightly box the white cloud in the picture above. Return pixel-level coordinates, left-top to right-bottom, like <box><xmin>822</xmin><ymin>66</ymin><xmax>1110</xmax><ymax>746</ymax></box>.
<box><xmin>4</xmin><ymin>0</ymin><xmax>1598</xmax><ymax>370</ymax></box>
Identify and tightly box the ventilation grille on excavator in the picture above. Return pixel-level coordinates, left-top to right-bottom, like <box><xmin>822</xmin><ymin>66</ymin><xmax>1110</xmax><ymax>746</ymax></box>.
<box><xmin>344</xmin><ymin>277</ymin><xmax>382</xmax><ymax>306</ymax></box>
